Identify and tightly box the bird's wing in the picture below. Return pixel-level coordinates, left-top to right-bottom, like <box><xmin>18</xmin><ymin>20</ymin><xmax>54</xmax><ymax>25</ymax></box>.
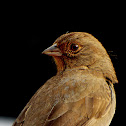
<box><xmin>12</xmin><ymin>105</ymin><xmax>30</xmax><ymax>126</ymax></box>
<box><xmin>44</xmin><ymin>73</ymin><xmax>112</xmax><ymax>126</ymax></box>
<box><xmin>13</xmin><ymin>73</ymin><xmax>112</xmax><ymax>126</ymax></box>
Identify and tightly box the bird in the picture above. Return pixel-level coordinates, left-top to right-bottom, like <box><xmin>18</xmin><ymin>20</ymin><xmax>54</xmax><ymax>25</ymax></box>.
<box><xmin>13</xmin><ymin>32</ymin><xmax>118</xmax><ymax>126</ymax></box>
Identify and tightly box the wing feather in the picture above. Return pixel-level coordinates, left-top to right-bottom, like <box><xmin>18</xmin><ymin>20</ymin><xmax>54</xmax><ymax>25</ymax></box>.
<box><xmin>13</xmin><ymin>72</ymin><xmax>112</xmax><ymax>126</ymax></box>
<box><xmin>44</xmin><ymin>79</ymin><xmax>112</xmax><ymax>126</ymax></box>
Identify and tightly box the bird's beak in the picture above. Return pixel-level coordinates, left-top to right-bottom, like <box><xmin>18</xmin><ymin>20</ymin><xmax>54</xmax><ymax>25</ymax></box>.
<box><xmin>42</xmin><ymin>44</ymin><xmax>62</xmax><ymax>56</ymax></box>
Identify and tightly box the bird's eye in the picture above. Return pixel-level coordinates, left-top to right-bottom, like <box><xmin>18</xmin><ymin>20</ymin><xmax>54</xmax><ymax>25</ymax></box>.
<box><xmin>70</xmin><ymin>43</ymin><xmax>79</xmax><ymax>51</ymax></box>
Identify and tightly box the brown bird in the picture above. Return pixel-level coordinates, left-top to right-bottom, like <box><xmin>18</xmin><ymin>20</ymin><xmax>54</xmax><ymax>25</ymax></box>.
<box><xmin>13</xmin><ymin>32</ymin><xmax>118</xmax><ymax>126</ymax></box>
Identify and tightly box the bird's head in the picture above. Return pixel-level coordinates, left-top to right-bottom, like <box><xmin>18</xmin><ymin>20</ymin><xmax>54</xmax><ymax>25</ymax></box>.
<box><xmin>42</xmin><ymin>32</ymin><xmax>118</xmax><ymax>83</ymax></box>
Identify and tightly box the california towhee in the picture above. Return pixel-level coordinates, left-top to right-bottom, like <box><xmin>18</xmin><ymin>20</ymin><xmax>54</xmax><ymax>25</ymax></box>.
<box><xmin>13</xmin><ymin>32</ymin><xmax>118</xmax><ymax>126</ymax></box>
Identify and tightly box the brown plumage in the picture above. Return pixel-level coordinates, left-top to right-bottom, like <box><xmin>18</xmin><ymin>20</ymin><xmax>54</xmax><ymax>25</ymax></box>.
<box><xmin>13</xmin><ymin>32</ymin><xmax>118</xmax><ymax>126</ymax></box>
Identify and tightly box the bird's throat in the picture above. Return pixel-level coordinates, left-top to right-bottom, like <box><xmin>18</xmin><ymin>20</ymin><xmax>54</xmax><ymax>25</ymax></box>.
<box><xmin>53</xmin><ymin>56</ymin><xmax>66</xmax><ymax>73</ymax></box>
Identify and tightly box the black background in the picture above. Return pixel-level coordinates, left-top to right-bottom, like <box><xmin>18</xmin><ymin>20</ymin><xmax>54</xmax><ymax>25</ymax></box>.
<box><xmin>1</xmin><ymin>7</ymin><xmax>123</xmax><ymax>125</ymax></box>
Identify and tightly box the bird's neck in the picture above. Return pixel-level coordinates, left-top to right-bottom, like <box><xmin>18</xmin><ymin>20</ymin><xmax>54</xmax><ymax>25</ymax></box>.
<box><xmin>53</xmin><ymin>56</ymin><xmax>66</xmax><ymax>73</ymax></box>
<box><xmin>53</xmin><ymin>56</ymin><xmax>89</xmax><ymax>74</ymax></box>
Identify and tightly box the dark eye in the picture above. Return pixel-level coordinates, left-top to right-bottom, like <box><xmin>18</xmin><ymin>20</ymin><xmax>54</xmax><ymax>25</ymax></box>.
<box><xmin>70</xmin><ymin>43</ymin><xmax>79</xmax><ymax>51</ymax></box>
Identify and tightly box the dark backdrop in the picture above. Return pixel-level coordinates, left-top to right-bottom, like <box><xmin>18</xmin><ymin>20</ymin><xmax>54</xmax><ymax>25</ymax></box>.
<box><xmin>1</xmin><ymin>13</ymin><xmax>122</xmax><ymax>125</ymax></box>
